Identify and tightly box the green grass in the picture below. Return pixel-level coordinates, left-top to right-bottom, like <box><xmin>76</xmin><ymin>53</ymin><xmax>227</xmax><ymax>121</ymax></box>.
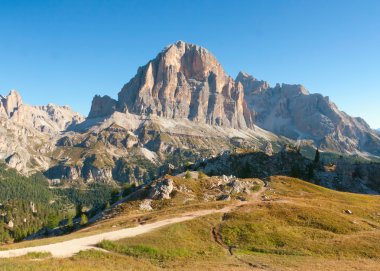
<box><xmin>98</xmin><ymin>215</ymin><xmax>225</xmax><ymax>266</ymax></box>
<box><xmin>0</xmin><ymin>250</ymin><xmax>159</xmax><ymax>271</ymax></box>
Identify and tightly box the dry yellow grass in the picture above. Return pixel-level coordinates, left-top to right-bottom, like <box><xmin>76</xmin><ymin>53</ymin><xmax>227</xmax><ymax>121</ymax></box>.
<box><xmin>1</xmin><ymin>176</ymin><xmax>380</xmax><ymax>270</ymax></box>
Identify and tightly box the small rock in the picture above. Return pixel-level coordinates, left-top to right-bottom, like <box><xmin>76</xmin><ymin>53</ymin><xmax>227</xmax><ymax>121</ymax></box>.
<box><xmin>7</xmin><ymin>220</ymin><xmax>14</xmax><ymax>229</ymax></box>
<box><xmin>217</xmin><ymin>194</ymin><xmax>231</xmax><ymax>201</ymax></box>
<box><xmin>344</xmin><ymin>209</ymin><xmax>353</xmax><ymax>215</ymax></box>
<box><xmin>148</xmin><ymin>178</ymin><xmax>174</xmax><ymax>200</ymax></box>
<box><xmin>139</xmin><ymin>199</ymin><xmax>153</xmax><ymax>211</ymax></box>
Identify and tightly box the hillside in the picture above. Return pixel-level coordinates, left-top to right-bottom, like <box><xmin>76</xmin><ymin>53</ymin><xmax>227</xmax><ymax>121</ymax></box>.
<box><xmin>0</xmin><ymin>163</ymin><xmax>56</xmax><ymax>243</ymax></box>
<box><xmin>0</xmin><ymin>175</ymin><xmax>380</xmax><ymax>270</ymax></box>
<box><xmin>0</xmin><ymin>162</ymin><xmax>120</xmax><ymax>244</ymax></box>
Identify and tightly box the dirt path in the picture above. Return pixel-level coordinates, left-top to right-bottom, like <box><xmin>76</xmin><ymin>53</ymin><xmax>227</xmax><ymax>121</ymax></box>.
<box><xmin>0</xmin><ymin>186</ymin><xmax>267</xmax><ymax>259</ymax></box>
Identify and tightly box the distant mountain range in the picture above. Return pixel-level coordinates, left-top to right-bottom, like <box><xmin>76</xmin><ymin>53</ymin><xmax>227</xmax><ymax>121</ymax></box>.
<box><xmin>1</xmin><ymin>41</ymin><xmax>380</xmax><ymax>182</ymax></box>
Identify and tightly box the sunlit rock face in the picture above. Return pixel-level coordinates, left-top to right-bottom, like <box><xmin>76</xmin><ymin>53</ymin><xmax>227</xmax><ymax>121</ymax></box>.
<box><xmin>0</xmin><ymin>90</ymin><xmax>85</xmax><ymax>174</ymax></box>
<box><xmin>237</xmin><ymin>71</ymin><xmax>380</xmax><ymax>155</ymax></box>
<box><xmin>89</xmin><ymin>41</ymin><xmax>253</xmax><ymax>129</ymax></box>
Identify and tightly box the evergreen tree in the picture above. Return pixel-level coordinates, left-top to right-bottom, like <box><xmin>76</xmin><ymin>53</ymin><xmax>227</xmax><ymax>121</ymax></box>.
<box><xmin>111</xmin><ymin>188</ymin><xmax>121</xmax><ymax>204</ymax></box>
<box><xmin>75</xmin><ymin>204</ymin><xmax>83</xmax><ymax>218</ymax></box>
<box><xmin>122</xmin><ymin>183</ymin><xmax>132</xmax><ymax>197</ymax></box>
<box><xmin>307</xmin><ymin>164</ymin><xmax>315</xmax><ymax>179</ymax></box>
<box><xmin>240</xmin><ymin>162</ymin><xmax>252</xmax><ymax>178</ymax></box>
<box><xmin>314</xmin><ymin>148</ymin><xmax>320</xmax><ymax>164</ymax></box>
<box><xmin>47</xmin><ymin>213</ymin><xmax>59</xmax><ymax>229</ymax></box>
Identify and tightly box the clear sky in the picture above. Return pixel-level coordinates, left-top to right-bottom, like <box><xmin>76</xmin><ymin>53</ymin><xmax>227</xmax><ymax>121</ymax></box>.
<box><xmin>0</xmin><ymin>0</ymin><xmax>379</xmax><ymax>127</ymax></box>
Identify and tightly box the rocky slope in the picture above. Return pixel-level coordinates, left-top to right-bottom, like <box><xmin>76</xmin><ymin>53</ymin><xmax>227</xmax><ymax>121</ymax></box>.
<box><xmin>47</xmin><ymin>110</ymin><xmax>282</xmax><ymax>183</ymax></box>
<box><xmin>236</xmin><ymin>71</ymin><xmax>380</xmax><ymax>156</ymax></box>
<box><xmin>0</xmin><ymin>89</ymin><xmax>282</xmax><ymax>183</ymax></box>
<box><xmin>0</xmin><ymin>90</ymin><xmax>84</xmax><ymax>174</ymax></box>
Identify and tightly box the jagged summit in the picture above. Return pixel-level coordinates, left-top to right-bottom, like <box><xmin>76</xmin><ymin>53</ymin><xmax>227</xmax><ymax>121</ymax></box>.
<box><xmin>0</xmin><ymin>90</ymin><xmax>23</xmax><ymax>117</ymax></box>
<box><xmin>236</xmin><ymin>71</ymin><xmax>270</xmax><ymax>95</ymax></box>
<box><xmin>90</xmin><ymin>41</ymin><xmax>253</xmax><ymax>129</ymax></box>
<box><xmin>164</xmin><ymin>41</ymin><xmax>212</xmax><ymax>56</ymax></box>
<box><xmin>0</xmin><ymin>89</ymin><xmax>84</xmax><ymax>132</ymax></box>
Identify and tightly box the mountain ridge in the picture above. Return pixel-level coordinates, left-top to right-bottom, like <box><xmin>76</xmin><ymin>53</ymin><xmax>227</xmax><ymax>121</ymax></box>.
<box><xmin>88</xmin><ymin>41</ymin><xmax>380</xmax><ymax>157</ymax></box>
<box><xmin>1</xmin><ymin>41</ymin><xmax>380</xmax><ymax>180</ymax></box>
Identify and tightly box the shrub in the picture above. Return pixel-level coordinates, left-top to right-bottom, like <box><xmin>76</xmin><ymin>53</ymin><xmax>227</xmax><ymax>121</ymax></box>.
<box><xmin>198</xmin><ymin>170</ymin><xmax>207</xmax><ymax>179</ymax></box>
<box><xmin>80</xmin><ymin>214</ymin><xmax>88</xmax><ymax>226</ymax></box>
<box><xmin>47</xmin><ymin>213</ymin><xmax>59</xmax><ymax>229</ymax></box>
<box><xmin>185</xmin><ymin>171</ymin><xmax>192</xmax><ymax>179</ymax></box>
<box><xmin>67</xmin><ymin>214</ymin><xmax>73</xmax><ymax>228</ymax></box>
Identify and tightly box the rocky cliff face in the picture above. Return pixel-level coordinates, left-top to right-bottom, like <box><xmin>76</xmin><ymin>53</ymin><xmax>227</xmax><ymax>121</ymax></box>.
<box><xmin>236</xmin><ymin>71</ymin><xmax>380</xmax><ymax>156</ymax></box>
<box><xmin>89</xmin><ymin>41</ymin><xmax>253</xmax><ymax>129</ymax></box>
<box><xmin>88</xmin><ymin>95</ymin><xmax>118</xmax><ymax>119</ymax></box>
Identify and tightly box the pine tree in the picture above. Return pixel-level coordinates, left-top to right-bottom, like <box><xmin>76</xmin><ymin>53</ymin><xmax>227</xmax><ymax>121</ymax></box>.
<box><xmin>111</xmin><ymin>188</ymin><xmax>121</xmax><ymax>204</ymax></box>
<box><xmin>314</xmin><ymin>148</ymin><xmax>320</xmax><ymax>164</ymax></box>
<box><xmin>75</xmin><ymin>204</ymin><xmax>83</xmax><ymax>218</ymax></box>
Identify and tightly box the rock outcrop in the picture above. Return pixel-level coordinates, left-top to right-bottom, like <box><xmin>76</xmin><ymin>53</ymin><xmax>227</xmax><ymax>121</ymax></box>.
<box><xmin>0</xmin><ymin>90</ymin><xmax>22</xmax><ymax>117</ymax></box>
<box><xmin>88</xmin><ymin>95</ymin><xmax>118</xmax><ymax>119</ymax></box>
<box><xmin>148</xmin><ymin>178</ymin><xmax>174</xmax><ymax>200</ymax></box>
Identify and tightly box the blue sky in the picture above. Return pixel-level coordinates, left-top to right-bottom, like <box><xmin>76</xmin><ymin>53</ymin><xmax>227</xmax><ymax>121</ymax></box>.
<box><xmin>0</xmin><ymin>0</ymin><xmax>379</xmax><ymax>127</ymax></box>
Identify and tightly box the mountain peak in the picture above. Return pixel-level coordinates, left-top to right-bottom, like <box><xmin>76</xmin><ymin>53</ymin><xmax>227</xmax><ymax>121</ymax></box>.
<box><xmin>0</xmin><ymin>89</ymin><xmax>23</xmax><ymax>117</ymax></box>
<box><xmin>165</xmin><ymin>41</ymin><xmax>210</xmax><ymax>54</ymax></box>
<box><xmin>236</xmin><ymin>72</ymin><xmax>270</xmax><ymax>95</ymax></box>
<box><xmin>236</xmin><ymin>71</ymin><xmax>256</xmax><ymax>81</ymax></box>
<box><xmin>113</xmin><ymin>42</ymin><xmax>252</xmax><ymax>129</ymax></box>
